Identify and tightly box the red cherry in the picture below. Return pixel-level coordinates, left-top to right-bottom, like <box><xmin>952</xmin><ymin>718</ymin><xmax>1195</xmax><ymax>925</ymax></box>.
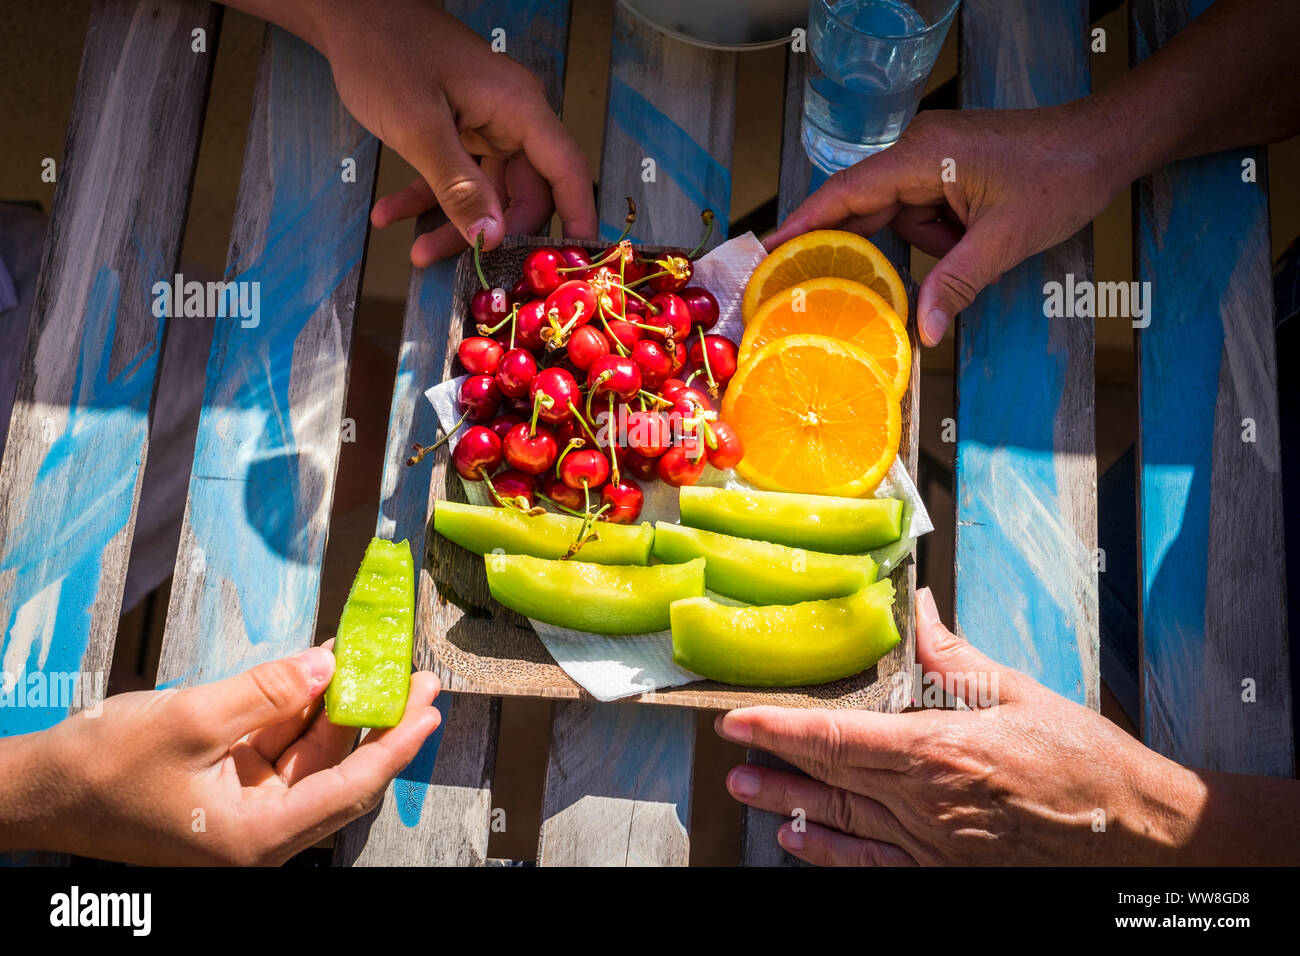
<box><xmin>542</xmin><ymin>475</ymin><xmax>585</xmax><ymax>511</ymax></box>
<box><xmin>647</xmin><ymin>253</ymin><xmax>692</xmax><ymax>294</ymax></box>
<box><xmin>669</xmin><ymin>341</ymin><xmax>688</xmax><ymax>374</ymax></box>
<box><xmin>659</xmin><ymin>378</ymin><xmax>688</xmax><ymax>401</ymax></box>
<box><xmin>559</xmin><ymin>448</ymin><xmax>610</xmax><ymax>490</ymax></box>
<box><xmin>470</xmin><ymin>286</ymin><xmax>511</xmax><ymax>325</ymax></box>
<box><xmin>601</xmin><ymin>479</ymin><xmax>644</xmax><ymax>524</ymax></box>
<box><xmin>529</xmin><ymin>367</ymin><xmax>580</xmax><ymax>425</ymax></box>
<box><xmin>567</xmin><ymin>325</ymin><xmax>610</xmax><ymax>371</ymax></box>
<box><xmin>671</xmin><ymin>386</ymin><xmax>713</xmax><ymax>415</ymax></box>
<box><xmin>509</xmin><ymin>276</ymin><xmax>533</xmax><ymax>305</ymax></box>
<box><xmin>523</xmin><ymin>247</ymin><xmax>564</xmax><ymax>296</ymax></box>
<box><xmin>558</xmin><ymin>245</ymin><xmax>593</xmax><ymax>271</ymax></box>
<box><xmin>492</xmin><ymin>468</ymin><xmax>536</xmax><ymax>509</ymax></box>
<box><xmin>502</xmin><ymin>422</ymin><xmax>559</xmax><ymax>475</ymax></box>
<box><xmin>706</xmin><ymin>421</ymin><xmax>744</xmax><ymax>469</ymax></box>
<box><xmin>645</xmin><ymin>293</ymin><xmax>693</xmax><ymax>345</ymax></box>
<box><xmin>460</xmin><ymin>374</ymin><xmax>501</xmax><ymax>421</ymax></box>
<box><xmin>495</xmin><ymin>348</ymin><xmax>537</xmax><ymax>398</ymax></box>
<box><xmin>553</xmin><ymin>416</ymin><xmax>585</xmax><ymax>448</ymax></box>
<box><xmin>452</xmin><ymin>426</ymin><xmax>502</xmax><ymax>480</ymax></box>
<box><xmin>680</xmin><ymin>287</ymin><xmax>720</xmax><ymax>331</ymax></box>
<box><xmin>605</xmin><ymin>319</ymin><xmax>642</xmax><ymax>352</ymax></box>
<box><xmin>656</xmin><ymin>444</ymin><xmax>706</xmax><ymax>487</ymax></box>
<box><xmin>625</xmin><ymin>410</ymin><xmax>671</xmax><ymax>457</ymax></box>
<box><xmin>630</xmin><ymin>339</ymin><xmax>673</xmax><ymax>389</ymax></box>
<box><xmin>544</xmin><ymin>280</ymin><xmax>598</xmax><ymax>341</ymax></box>
<box><xmin>587</xmin><ymin>266</ymin><xmax>627</xmax><ymax>318</ymax></box>
<box><xmin>601</xmin><ymin>242</ymin><xmax>647</xmax><ymax>284</ymax></box>
<box><xmin>514</xmin><ymin>300</ymin><xmax>549</xmax><ymax>352</ymax></box>
<box><xmin>689</xmin><ymin>334</ymin><xmax>738</xmax><ymax>388</ymax></box>
<box><xmin>587</xmin><ymin>355</ymin><xmax>642</xmax><ymax>401</ymax></box>
<box><xmin>487</xmin><ymin>413</ymin><xmax>524</xmax><ymax>442</ymax></box>
<box><xmin>622</xmin><ymin>449</ymin><xmax>660</xmax><ymax>482</ymax></box>
<box><xmin>458</xmin><ymin>336</ymin><xmax>504</xmax><ymax>376</ymax></box>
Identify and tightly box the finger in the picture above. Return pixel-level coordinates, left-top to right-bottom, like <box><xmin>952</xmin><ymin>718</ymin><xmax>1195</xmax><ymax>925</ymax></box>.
<box><xmin>886</xmin><ymin>205</ymin><xmax>965</xmax><ymax>258</ymax></box>
<box><xmin>402</xmin><ymin>104</ymin><xmax>506</xmax><ymax>252</ymax></box>
<box><xmin>276</xmin><ymin>671</ymin><xmax>440</xmax><ymax>785</ymax></box>
<box><xmin>915</xmin><ymin>586</ymin><xmax>1024</xmax><ymax>706</ymax></box>
<box><xmin>916</xmin><ymin>220</ymin><xmax>1012</xmax><ymax>346</ymax></box>
<box><xmin>241</xmin><ymin>639</ymin><xmax>337</xmax><ymax>764</ymax></box>
<box><xmin>371</xmin><ymin>177</ymin><xmax>437</xmax><ymax>229</ymax></box>
<box><xmin>726</xmin><ymin>765</ymin><xmax>915</xmax><ymax>852</ymax></box>
<box><xmin>187</xmin><ymin>646</ymin><xmax>334</xmax><ymax>747</ymax></box>
<box><xmin>778</xmin><ymin>820</ymin><xmax>917</xmax><ymax>867</ymax></box>
<box><xmin>273</xmin><ymin>693</ymin><xmax>442</xmax><ymax>841</ymax></box>
<box><xmin>714</xmin><ymin>706</ymin><xmax>917</xmax><ymax>772</ymax></box>
<box><xmin>501</xmin><ymin>152</ymin><xmax>556</xmax><ymax>237</ymax></box>
<box><xmin>519</xmin><ymin>109</ymin><xmax>596</xmax><ymax>240</ymax></box>
<box><xmin>410</xmin><ymin>157</ymin><xmax>509</xmax><ymax>266</ymax></box>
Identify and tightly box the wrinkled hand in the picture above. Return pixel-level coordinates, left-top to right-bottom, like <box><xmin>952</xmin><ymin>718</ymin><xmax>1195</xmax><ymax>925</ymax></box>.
<box><xmin>767</xmin><ymin>102</ymin><xmax>1133</xmax><ymax>346</ymax></box>
<box><xmin>716</xmin><ymin>588</ymin><xmax>1204</xmax><ymax>866</ymax></box>
<box><xmin>33</xmin><ymin>645</ymin><xmax>440</xmax><ymax>865</ymax></box>
<box><xmin>313</xmin><ymin>1</ymin><xmax>596</xmax><ymax>264</ymax></box>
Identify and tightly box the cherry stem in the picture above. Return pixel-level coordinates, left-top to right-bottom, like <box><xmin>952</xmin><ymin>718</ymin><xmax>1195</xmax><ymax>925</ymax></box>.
<box><xmin>696</xmin><ymin>327</ymin><xmax>718</xmax><ymax>395</ymax></box>
<box><xmin>537</xmin><ymin>490</ymin><xmax>586</xmax><ymax>518</ymax></box>
<box><xmin>554</xmin><ymin>436</ymin><xmax>585</xmax><ymax>478</ymax></box>
<box><xmin>478</xmin><ymin>303</ymin><xmax>517</xmax><ymax>336</ymax></box>
<box><xmin>637</xmin><ymin>388</ymin><xmax>672</xmax><ymax>407</ymax></box>
<box><xmin>627</xmin><ymin>269</ymin><xmax>667</xmax><ymax>290</ymax></box>
<box><xmin>585</xmin><ymin>373</ymin><xmax>612</xmax><ymax>421</ymax></box>
<box><xmin>407</xmin><ymin>408</ymin><xmax>469</xmax><ymax>465</ymax></box>
<box><xmin>529</xmin><ymin>391</ymin><xmax>544</xmax><ymax>436</ymax></box>
<box><xmin>472</xmin><ymin>232</ymin><xmax>490</xmax><ymax>291</ymax></box>
<box><xmin>481</xmin><ymin>470</ymin><xmax>528</xmax><ymax>513</ymax></box>
<box><xmin>568</xmin><ymin>401</ymin><xmax>600</xmax><ymax>445</ymax></box>
<box><xmin>686</xmin><ymin>209</ymin><xmax>716</xmax><ymax>260</ymax></box>
<box><xmin>615</xmin><ymin>197</ymin><xmax>637</xmax><ymax>243</ymax></box>
<box><xmin>607</xmin><ymin>393</ymin><xmax>621</xmax><ymax>486</ymax></box>
<box><xmin>597</xmin><ymin>311</ymin><xmax>631</xmax><ymax>357</ymax></box>
<box><xmin>620</xmin><ymin>284</ymin><xmax>657</xmax><ymax>310</ymax></box>
<box><xmin>684</xmin><ymin>368</ymin><xmax>703</xmax><ymax>387</ymax></box>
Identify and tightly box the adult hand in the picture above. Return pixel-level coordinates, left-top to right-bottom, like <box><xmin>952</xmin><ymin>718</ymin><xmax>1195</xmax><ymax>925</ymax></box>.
<box><xmin>11</xmin><ymin>645</ymin><xmax>440</xmax><ymax>865</ymax></box>
<box><xmin>716</xmin><ymin>587</ymin><xmax>1213</xmax><ymax>866</ymax></box>
<box><xmin>767</xmin><ymin>103</ymin><xmax>1132</xmax><ymax>347</ymax></box>
<box><xmin>307</xmin><ymin>1</ymin><xmax>597</xmax><ymax>264</ymax></box>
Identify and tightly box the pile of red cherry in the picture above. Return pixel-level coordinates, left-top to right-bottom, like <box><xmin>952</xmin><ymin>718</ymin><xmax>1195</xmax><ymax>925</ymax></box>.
<box><xmin>411</xmin><ymin>209</ymin><xmax>743</xmax><ymax>529</ymax></box>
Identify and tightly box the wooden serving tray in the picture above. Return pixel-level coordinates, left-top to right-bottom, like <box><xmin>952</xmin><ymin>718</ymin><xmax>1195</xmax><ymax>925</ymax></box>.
<box><xmin>417</xmin><ymin>235</ymin><xmax>919</xmax><ymax>711</ymax></box>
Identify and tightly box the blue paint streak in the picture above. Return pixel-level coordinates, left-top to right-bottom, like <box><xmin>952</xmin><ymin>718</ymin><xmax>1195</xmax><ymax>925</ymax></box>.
<box><xmin>1137</xmin><ymin>151</ymin><xmax>1260</xmax><ymax>750</ymax></box>
<box><xmin>0</xmin><ymin>267</ymin><xmax>159</xmax><ymax>733</ymax></box>
<box><xmin>160</xmin><ymin>30</ymin><xmax>377</xmax><ymax>689</ymax></box>
<box><xmin>393</xmin><ymin>694</ymin><xmax>451</xmax><ymax>827</ymax></box>
<box><xmin>454</xmin><ymin>0</ymin><xmax>566</xmax><ymax>70</ymax></box>
<box><xmin>606</xmin><ymin>77</ymin><xmax>732</xmax><ymax>239</ymax></box>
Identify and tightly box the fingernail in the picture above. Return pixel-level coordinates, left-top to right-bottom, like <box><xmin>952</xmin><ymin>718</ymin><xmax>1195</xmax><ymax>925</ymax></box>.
<box><xmin>778</xmin><ymin>826</ymin><xmax>804</xmax><ymax>851</ymax></box>
<box><xmin>916</xmin><ymin>586</ymin><xmax>940</xmax><ymax>628</ymax></box>
<box><xmin>719</xmin><ymin>712</ymin><xmax>752</xmax><ymax>744</ymax></box>
<box><xmin>469</xmin><ymin>217</ymin><xmax>496</xmax><ymax>244</ymax></box>
<box><xmin>728</xmin><ymin>768</ymin><xmax>760</xmax><ymax>798</ymax></box>
<box><xmin>922</xmin><ymin>307</ymin><xmax>950</xmax><ymax>344</ymax></box>
<box><xmin>296</xmin><ymin>646</ymin><xmax>335</xmax><ymax>690</ymax></box>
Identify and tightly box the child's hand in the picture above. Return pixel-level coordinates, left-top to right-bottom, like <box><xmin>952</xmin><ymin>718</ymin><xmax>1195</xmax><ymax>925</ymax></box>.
<box><xmin>4</xmin><ymin>646</ymin><xmax>440</xmax><ymax>865</ymax></box>
<box><xmin>310</xmin><ymin>1</ymin><xmax>597</xmax><ymax>265</ymax></box>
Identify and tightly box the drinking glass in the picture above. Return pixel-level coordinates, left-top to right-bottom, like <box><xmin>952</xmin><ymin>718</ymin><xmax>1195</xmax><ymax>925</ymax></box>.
<box><xmin>802</xmin><ymin>0</ymin><xmax>959</xmax><ymax>174</ymax></box>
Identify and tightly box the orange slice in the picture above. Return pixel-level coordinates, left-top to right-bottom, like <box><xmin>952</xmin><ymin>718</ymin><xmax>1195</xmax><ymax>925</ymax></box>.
<box><xmin>743</xmin><ymin>230</ymin><xmax>908</xmax><ymax>326</ymax></box>
<box><xmin>722</xmin><ymin>334</ymin><xmax>901</xmax><ymax>497</ymax></box>
<box><xmin>738</xmin><ymin>277</ymin><xmax>911</xmax><ymax>399</ymax></box>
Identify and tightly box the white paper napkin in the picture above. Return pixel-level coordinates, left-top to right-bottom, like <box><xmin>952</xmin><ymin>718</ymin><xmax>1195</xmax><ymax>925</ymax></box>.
<box><xmin>426</xmin><ymin>233</ymin><xmax>932</xmax><ymax>700</ymax></box>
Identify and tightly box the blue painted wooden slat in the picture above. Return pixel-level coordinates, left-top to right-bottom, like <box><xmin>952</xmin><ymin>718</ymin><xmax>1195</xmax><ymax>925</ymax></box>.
<box><xmin>1131</xmin><ymin>0</ymin><xmax>1292</xmax><ymax>775</ymax></box>
<box><xmin>155</xmin><ymin>26</ymin><xmax>377</xmax><ymax>688</ymax></box>
<box><xmin>0</xmin><ymin>0</ymin><xmax>218</xmax><ymax>739</ymax></box>
<box><xmin>335</xmin><ymin>0</ymin><xmax>572</xmax><ymax>866</ymax></box>
<box><xmin>954</xmin><ymin>0</ymin><xmax>1099</xmax><ymax>707</ymax></box>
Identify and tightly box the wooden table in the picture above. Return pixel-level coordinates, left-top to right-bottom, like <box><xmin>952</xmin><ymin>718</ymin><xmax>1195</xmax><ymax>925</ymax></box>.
<box><xmin>0</xmin><ymin>0</ymin><xmax>1292</xmax><ymax>866</ymax></box>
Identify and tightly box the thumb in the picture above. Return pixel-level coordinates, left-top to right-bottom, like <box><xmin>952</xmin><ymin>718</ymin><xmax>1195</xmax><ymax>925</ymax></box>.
<box><xmin>405</xmin><ymin>108</ymin><xmax>506</xmax><ymax>253</ymax></box>
<box><xmin>191</xmin><ymin>646</ymin><xmax>335</xmax><ymax>745</ymax></box>
<box><xmin>914</xmin><ymin>587</ymin><xmax>1020</xmax><ymax>707</ymax></box>
<box><xmin>916</xmin><ymin>221</ymin><xmax>1010</xmax><ymax>347</ymax></box>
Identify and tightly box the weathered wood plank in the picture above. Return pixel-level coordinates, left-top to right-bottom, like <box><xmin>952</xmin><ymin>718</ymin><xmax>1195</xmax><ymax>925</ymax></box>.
<box><xmin>742</xmin><ymin>45</ymin><xmax>918</xmax><ymax>867</ymax></box>
<box><xmin>155</xmin><ymin>26</ymin><xmax>377</xmax><ymax>688</ymax></box>
<box><xmin>953</xmin><ymin>0</ymin><xmax>1099</xmax><ymax>708</ymax></box>
<box><xmin>0</xmin><ymin>0</ymin><xmax>218</xmax><ymax>739</ymax></box>
<box><xmin>536</xmin><ymin>6</ymin><xmax>736</xmax><ymax>867</ymax></box>
<box><xmin>1131</xmin><ymin>0</ymin><xmax>1293</xmax><ymax>774</ymax></box>
<box><xmin>335</xmin><ymin>0</ymin><xmax>572</xmax><ymax>866</ymax></box>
